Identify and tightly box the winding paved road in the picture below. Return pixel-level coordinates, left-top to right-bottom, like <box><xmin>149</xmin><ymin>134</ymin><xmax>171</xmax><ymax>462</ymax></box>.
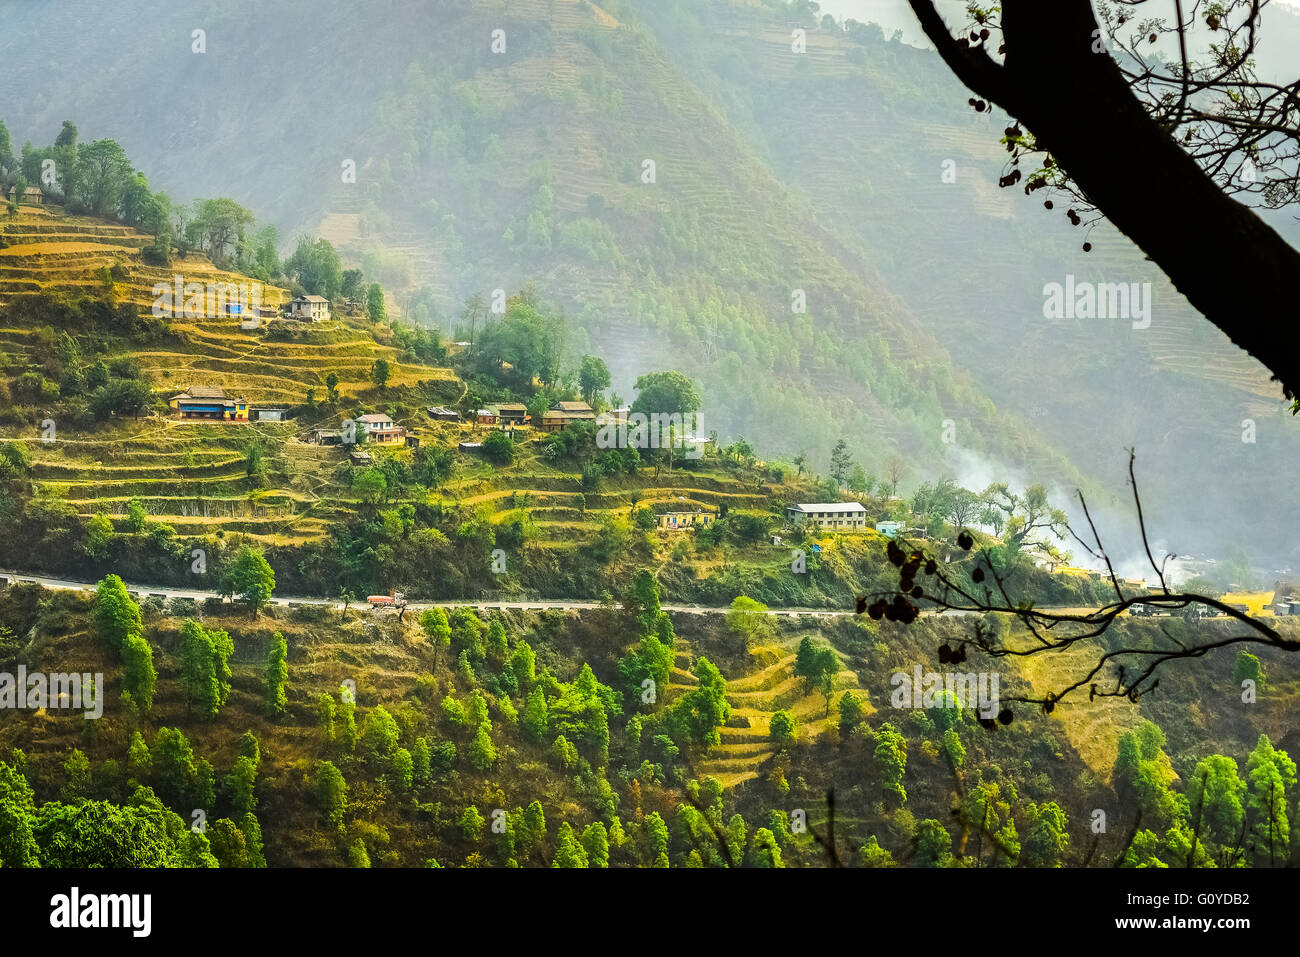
<box><xmin>0</xmin><ymin>569</ymin><xmax>856</xmax><ymax>618</ymax></box>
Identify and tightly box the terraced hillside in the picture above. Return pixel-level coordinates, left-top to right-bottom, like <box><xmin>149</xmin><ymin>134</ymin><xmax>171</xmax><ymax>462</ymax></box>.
<box><xmin>0</xmin><ymin>0</ymin><xmax>1082</xmax><ymax>502</ymax></box>
<box><xmin>671</xmin><ymin>625</ymin><xmax>877</xmax><ymax>788</ymax></box>
<box><xmin>0</xmin><ymin>205</ymin><xmax>463</xmax><ymax>550</ymax></box>
<box><xmin>629</xmin><ymin>0</ymin><xmax>1300</xmax><ymax>564</ymax></box>
<box><xmin>0</xmin><ymin>204</ymin><xmax>281</xmax><ymax>310</ymax></box>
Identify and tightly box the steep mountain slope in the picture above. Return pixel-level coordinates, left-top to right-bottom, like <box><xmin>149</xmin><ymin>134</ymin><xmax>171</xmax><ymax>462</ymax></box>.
<box><xmin>2</xmin><ymin>0</ymin><xmax>1296</xmax><ymax>566</ymax></box>
<box><xmin>0</xmin><ymin>0</ymin><xmax>1080</xmax><ymax>494</ymax></box>
<box><xmin>622</xmin><ymin>0</ymin><xmax>1300</xmax><ymax>565</ymax></box>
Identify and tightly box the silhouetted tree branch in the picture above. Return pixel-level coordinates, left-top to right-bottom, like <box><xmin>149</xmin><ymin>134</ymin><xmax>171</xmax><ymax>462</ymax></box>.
<box><xmin>906</xmin><ymin>0</ymin><xmax>1300</xmax><ymax>398</ymax></box>
<box><xmin>859</xmin><ymin>451</ymin><xmax>1297</xmax><ymax>717</ymax></box>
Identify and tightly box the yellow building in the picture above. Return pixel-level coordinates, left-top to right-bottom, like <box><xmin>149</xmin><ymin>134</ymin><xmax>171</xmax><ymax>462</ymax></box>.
<box><xmin>657</xmin><ymin>510</ymin><xmax>715</xmax><ymax>530</ymax></box>
<box><xmin>168</xmin><ymin>386</ymin><xmax>249</xmax><ymax>421</ymax></box>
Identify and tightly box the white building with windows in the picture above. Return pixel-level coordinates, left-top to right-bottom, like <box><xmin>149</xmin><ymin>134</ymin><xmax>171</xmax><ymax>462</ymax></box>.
<box><xmin>288</xmin><ymin>295</ymin><xmax>330</xmax><ymax>321</ymax></box>
<box><xmin>786</xmin><ymin>502</ymin><xmax>868</xmax><ymax>529</ymax></box>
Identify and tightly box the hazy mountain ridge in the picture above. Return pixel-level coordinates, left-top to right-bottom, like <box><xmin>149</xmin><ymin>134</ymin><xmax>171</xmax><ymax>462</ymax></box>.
<box><xmin>1</xmin><ymin>0</ymin><xmax>1296</xmax><ymax>567</ymax></box>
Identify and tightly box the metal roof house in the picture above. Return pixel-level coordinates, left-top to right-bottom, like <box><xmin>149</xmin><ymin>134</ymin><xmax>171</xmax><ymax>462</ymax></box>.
<box><xmin>786</xmin><ymin>502</ymin><xmax>869</xmax><ymax>529</ymax></box>
<box><xmin>357</xmin><ymin>413</ymin><xmax>405</xmax><ymax>444</ymax></box>
<box><xmin>287</xmin><ymin>295</ymin><xmax>330</xmax><ymax>322</ymax></box>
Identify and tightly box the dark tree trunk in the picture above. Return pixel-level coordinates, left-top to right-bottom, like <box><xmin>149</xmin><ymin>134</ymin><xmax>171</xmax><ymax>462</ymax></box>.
<box><xmin>908</xmin><ymin>0</ymin><xmax>1300</xmax><ymax>398</ymax></box>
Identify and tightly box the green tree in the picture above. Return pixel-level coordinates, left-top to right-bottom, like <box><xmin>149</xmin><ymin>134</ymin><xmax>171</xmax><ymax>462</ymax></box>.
<box><xmin>508</xmin><ymin>639</ymin><xmax>536</xmax><ymax>689</ymax></box>
<box><xmin>370</xmin><ymin>357</ymin><xmax>391</xmax><ymax>390</ymax></box>
<box><xmin>1233</xmin><ymin>651</ymin><xmax>1266</xmax><ymax>692</ymax></box>
<box><xmin>317</xmin><ymin>694</ymin><xmax>335</xmax><ymax>743</ymax></box>
<box><xmin>313</xmin><ymin>761</ymin><xmax>347</xmax><ymax>829</ymax></box>
<box><xmin>769</xmin><ymin>710</ymin><xmax>795</xmax><ymax>747</ymax></box>
<box><xmin>353</xmin><ymin>468</ymin><xmax>387</xmax><ymax>505</ymax></box>
<box><xmin>552</xmin><ymin>821</ymin><xmax>589</xmax><ymax>867</ymax></box>
<box><xmin>389</xmin><ymin>748</ymin><xmax>414</xmax><ymax>790</ymax></box>
<box><xmin>121</xmin><ymin>632</ymin><xmax>156</xmax><ymax>714</ymax></box>
<box><xmin>225</xmin><ymin>756</ymin><xmax>258</xmax><ymax>816</ymax></box>
<box><xmin>666</xmin><ymin>657</ymin><xmax>730</xmax><ymax>750</ymax></box>
<box><xmin>177</xmin><ymin>620</ymin><xmax>234</xmax><ymax>718</ymax></box>
<box><xmin>942</xmin><ymin>728</ymin><xmax>966</xmax><ymax>768</ymax></box>
<box><xmin>222</xmin><ymin>545</ymin><xmax>276</xmax><ymax>616</ymax></box>
<box><xmin>61</xmin><ymin>749</ymin><xmax>90</xmax><ymax>802</ymax></box>
<box><xmin>185</xmin><ymin>197</ymin><xmax>256</xmax><ymax>263</ymax></box>
<box><xmin>265</xmin><ymin>632</ymin><xmax>288</xmax><ymax>715</ymax></box>
<box><xmin>858</xmin><ymin>835</ymin><xmax>897</xmax><ymax>867</ymax></box>
<box><xmin>338</xmin><ymin>696</ymin><xmax>357</xmax><ymax>754</ymax></box>
<box><xmin>460</xmin><ymin>805</ymin><xmax>485</xmax><ymax>841</ymax></box>
<box><xmin>630</xmin><ymin>370</ymin><xmax>701</xmax><ymax>417</ymax></box>
<box><xmin>92</xmin><ymin>574</ymin><xmax>142</xmax><ymax>648</ymax></box>
<box><xmin>469</xmin><ymin>725</ymin><xmax>497</xmax><ymax>770</ymax></box>
<box><xmin>285</xmin><ymin>236</ymin><xmax>342</xmax><ymax>298</ymax></box>
<box><xmin>348</xmin><ymin>839</ymin><xmax>370</xmax><ymax>868</ymax></box>
<box><xmin>578</xmin><ymin>355</ymin><xmax>611</xmax><ymax>403</ymax></box>
<box><xmin>366</xmin><ymin>283</ymin><xmax>386</xmax><ymax>323</ymax></box>
<box><xmin>341</xmin><ymin>269</ymin><xmax>364</xmax><ymax>299</ymax></box>
<box><xmin>35</xmin><ymin>801</ymin><xmax>188</xmax><ymax>868</ymax></box>
<box><xmin>151</xmin><ymin>728</ymin><xmax>196</xmax><ymax>805</ymax></box>
<box><xmin>420</xmin><ymin>608</ymin><xmax>452</xmax><ymax>668</ymax></box>
<box><xmin>522</xmin><ymin>687</ymin><xmax>549</xmax><ymax>742</ymax></box>
<box><xmin>359</xmin><ymin>706</ymin><xmax>401</xmax><ymax>767</ymax></box>
<box><xmin>829</xmin><ymin>438</ymin><xmax>853</xmax><ymax>486</ymax></box>
<box><xmin>747</xmin><ymin>827</ymin><xmax>783</xmax><ymax>867</ymax></box>
<box><xmin>625</xmin><ymin>570</ymin><xmax>662</xmax><ymax>637</ymax></box>
<box><xmin>794</xmin><ymin>637</ymin><xmax>838</xmax><ymax>696</ymax></box>
<box><xmin>838</xmin><ymin>691</ymin><xmax>864</xmax><ymax>737</ymax></box>
<box><xmin>127</xmin><ymin>731</ymin><xmax>152</xmax><ymax>783</ymax></box>
<box><xmin>482</xmin><ymin>429</ymin><xmax>515</xmax><ymax>465</ymax></box>
<box><xmin>1245</xmin><ymin>734</ymin><xmax>1295</xmax><ymax>866</ymax></box>
<box><xmin>125</xmin><ymin>498</ymin><xmax>148</xmax><ymax>533</ymax></box>
<box><xmin>725</xmin><ymin>595</ymin><xmax>770</xmax><ymax>650</ymax></box>
<box><xmin>873</xmin><ymin>722</ymin><xmax>908</xmax><ymax>804</ymax></box>
<box><xmin>74</xmin><ymin>139</ymin><xmax>132</xmax><ymax>217</ymax></box>
<box><xmin>1021</xmin><ymin>802</ymin><xmax>1070</xmax><ymax>867</ymax></box>
<box><xmin>1188</xmin><ymin>754</ymin><xmax>1245</xmax><ymax>862</ymax></box>
<box><xmin>914</xmin><ymin>819</ymin><xmax>954</xmax><ymax>867</ymax></box>
<box><xmin>582</xmin><ymin>821</ymin><xmax>610</xmax><ymax>868</ymax></box>
<box><xmin>411</xmin><ymin>738</ymin><xmax>432</xmax><ymax>786</ymax></box>
<box><xmin>551</xmin><ymin>734</ymin><xmax>578</xmax><ymax>771</ymax></box>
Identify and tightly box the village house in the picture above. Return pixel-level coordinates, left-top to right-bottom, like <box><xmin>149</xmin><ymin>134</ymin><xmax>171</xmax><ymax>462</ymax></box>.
<box><xmin>168</xmin><ymin>386</ymin><xmax>249</xmax><ymax>421</ymax></box>
<box><xmin>554</xmin><ymin>400</ymin><xmax>596</xmax><ymax>421</ymax></box>
<box><xmin>308</xmin><ymin>428</ymin><xmax>344</xmax><ymax>446</ymax></box>
<box><xmin>475</xmin><ymin>409</ymin><xmax>497</xmax><ymax>425</ymax></box>
<box><xmin>875</xmin><ymin>520</ymin><xmax>904</xmax><ymax>538</ymax></box>
<box><xmin>786</xmin><ymin>502</ymin><xmax>869</xmax><ymax>529</ymax></box>
<box><xmin>287</xmin><ymin>295</ymin><xmax>330</xmax><ymax>322</ymax></box>
<box><xmin>1271</xmin><ymin>579</ymin><xmax>1300</xmax><ymax>616</ymax></box>
<box><xmin>357</xmin><ymin>413</ymin><xmax>405</xmax><ymax>444</ymax></box>
<box><xmin>538</xmin><ymin>409</ymin><xmax>575</xmax><ymax>432</ymax></box>
<box><xmin>7</xmin><ymin>185</ymin><xmax>44</xmax><ymax>205</ymax></box>
<box><xmin>426</xmin><ymin>406</ymin><xmax>460</xmax><ymax>422</ymax></box>
<box><xmin>494</xmin><ymin>403</ymin><xmax>528</xmax><ymax>426</ymax></box>
<box><xmin>250</xmin><ymin>406</ymin><xmax>289</xmax><ymax>422</ymax></box>
<box><xmin>657</xmin><ymin>509</ymin><xmax>716</xmax><ymax>530</ymax></box>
